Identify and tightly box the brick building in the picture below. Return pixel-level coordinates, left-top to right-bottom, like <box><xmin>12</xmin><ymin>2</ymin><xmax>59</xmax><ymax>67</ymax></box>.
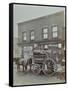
<box><xmin>17</xmin><ymin>11</ymin><xmax>65</xmax><ymax>62</ymax></box>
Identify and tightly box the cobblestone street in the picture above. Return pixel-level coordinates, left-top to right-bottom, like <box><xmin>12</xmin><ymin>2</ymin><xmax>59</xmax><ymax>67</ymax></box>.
<box><xmin>13</xmin><ymin>63</ymin><xmax>65</xmax><ymax>86</ymax></box>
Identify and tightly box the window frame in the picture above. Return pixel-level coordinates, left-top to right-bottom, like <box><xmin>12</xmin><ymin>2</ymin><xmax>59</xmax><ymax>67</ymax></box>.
<box><xmin>22</xmin><ymin>31</ymin><xmax>27</xmax><ymax>41</ymax></box>
<box><xmin>51</xmin><ymin>25</ymin><xmax>58</xmax><ymax>38</ymax></box>
<box><xmin>42</xmin><ymin>27</ymin><xmax>48</xmax><ymax>39</ymax></box>
<box><xmin>30</xmin><ymin>30</ymin><xmax>35</xmax><ymax>41</ymax></box>
<box><xmin>58</xmin><ymin>43</ymin><xmax>62</xmax><ymax>48</ymax></box>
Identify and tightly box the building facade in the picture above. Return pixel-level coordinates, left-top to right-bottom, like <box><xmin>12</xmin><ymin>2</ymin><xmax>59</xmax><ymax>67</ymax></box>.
<box><xmin>17</xmin><ymin>11</ymin><xmax>65</xmax><ymax>62</ymax></box>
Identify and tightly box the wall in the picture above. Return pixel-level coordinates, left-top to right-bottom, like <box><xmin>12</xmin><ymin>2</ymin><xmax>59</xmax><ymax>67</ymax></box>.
<box><xmin>18</xmin><ymin>11</ymin><xmax>65</xmax><ymax>46</ymax></box>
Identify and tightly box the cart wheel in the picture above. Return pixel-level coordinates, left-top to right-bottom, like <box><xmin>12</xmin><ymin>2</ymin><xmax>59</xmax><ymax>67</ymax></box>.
<box><xmin>43</xmin><ymin>58</ymin><xmax>57</xmax><ymax>76</ymax></box>
<box><xmin>32</xmin><ymin>64</ymin><xmax>41</xmax><ymax>75</ymax></box>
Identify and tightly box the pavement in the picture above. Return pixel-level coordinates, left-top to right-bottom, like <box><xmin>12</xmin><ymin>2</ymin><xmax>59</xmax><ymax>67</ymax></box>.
<box><xmin>13</xmin><ymin>62</ymin><xmax>65</xmax><ymax>86</ymax></box>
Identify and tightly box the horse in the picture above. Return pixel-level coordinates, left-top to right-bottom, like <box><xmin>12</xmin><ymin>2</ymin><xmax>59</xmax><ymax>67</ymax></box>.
<box><xmin>15</xmin><ymin>57</ymin><xmax>32</xmax><ymax>72</ymax></box>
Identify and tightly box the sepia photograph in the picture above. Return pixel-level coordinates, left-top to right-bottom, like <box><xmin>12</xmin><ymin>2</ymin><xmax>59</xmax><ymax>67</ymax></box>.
<box><xmin>9</xmin><ymin>3</ymin><xmax>66</xmax><ymax>86</ymax></box>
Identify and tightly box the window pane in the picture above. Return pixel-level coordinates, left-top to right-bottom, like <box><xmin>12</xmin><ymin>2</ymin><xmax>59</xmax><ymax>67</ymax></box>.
<box><xmin>44</xmin><ymin>45</ymin><xmax>48</xmax><ymax>48</ymax></box>
<box><xmin>52</xmin><ymin>26</ymin><xmax>57</xmax><ymax>32</ymax></box>
<box><xmin>53</xmin><ymin>32</ymin><xmax>57</xmax><ymax>37</ymax></box>
<box><xmin>31</xmin><ymin>31</ymin><xmax>34</xmax><ymax>36</ymax></box>
<box><xmin>31</xmin><ymin>36</ymin><xmax>34</xmax><ymax>40</ymax></box>
<box><xmin>43</xmin><ymin>34</ymin><xmax>48</xmax><ymax>39</ymax></box>
<box><xmin>31</xmin><ymin>31</ymin><xmax>34</xmax><ymax>40</ymax></box>
<box><xmin>24</xmin><ymin>37</ymin><xmax>26</xmax><ymax>40</ymax></box>
<box><xmin>23</xmin><ymin>32</ymin><xmax>26</xmax><ymax>40</ymax></box>
<box><xmin>34</xmin><ymin>44</ymin><xmax>37</xmax><ymax>48</ymax></box>
<box><xmin>43</xmin><ymin>28</ymin><xmax>48</xmax><ymax>33</ymax></box>
<box><xmin>58</xmin><ymin>43</ymin><xmax>62</xmax><ymax>48</ymax></box>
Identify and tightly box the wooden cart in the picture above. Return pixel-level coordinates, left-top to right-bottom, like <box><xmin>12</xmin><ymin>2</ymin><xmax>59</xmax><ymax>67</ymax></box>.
<box><xmin>31</xmin><ymin>49</ymin><xmax>57</xmax><ymax>76</ymax></box>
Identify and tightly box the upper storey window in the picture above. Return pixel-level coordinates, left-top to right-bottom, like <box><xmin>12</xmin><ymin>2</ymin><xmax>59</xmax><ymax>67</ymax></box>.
<box><xmin>43</xmin><ymin>27</ymin><xmax>48</xmax><ymax>39</ymax></box>
<box><xmin>52</xmin><ymin>26</ymin><xmax>58</xmax><ymax>38</ymax></box>
<box><xmin>30</xmin><ymin>30</ymin><xmax>35</xmax><ymax>40</ymax></box>
<box><xmin>23</xmin><ymin>32</ymin><xmax>26</xmax><ymax>41</ymax></box>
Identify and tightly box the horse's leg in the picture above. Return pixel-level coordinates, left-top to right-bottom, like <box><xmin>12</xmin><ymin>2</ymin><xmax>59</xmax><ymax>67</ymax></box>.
<box><xmin>28</xmin><ymin>65</ymin><xmax>31</xmax><ymax>72</ymax></box>
<box><xmin>22</xmin><ymin>65</ymin><xmax>24</xmax><ymax>72</ymax></box>
<box><xmin>25</xmin><ymin>64</ymin><xmax>27</xmax><ymax>71</ymax></box>
<box><xmin>29</xmin><ymin>64</ymin><xmax>32</xmax><ymax>71</ymax></box>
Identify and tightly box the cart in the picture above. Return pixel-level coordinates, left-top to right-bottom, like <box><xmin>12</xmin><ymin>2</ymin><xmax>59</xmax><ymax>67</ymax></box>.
<box><xmin>32</xmin><ymin>49</ymin><xmax>57</xmax><ymax>76</ymax></box>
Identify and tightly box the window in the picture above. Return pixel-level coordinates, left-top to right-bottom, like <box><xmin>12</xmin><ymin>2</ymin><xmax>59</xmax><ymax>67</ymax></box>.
<box><xmin>23</xmin><ymin>32</ymin><xmax>26</xmax><ymax>41</ymax></box>
<box><xmin>52</xmin><ymin>26</ymin><xmax>58</xmax><ymax>38</ymax></box>
<box><xmin>30</xmin><ymin>30</ymin><xmax>35</xmax><ymax>40</ymax></box>
<box><xmin>58</xmin><ymin>43</ymin><xmax>62</xmax><ymax>48</ymax></box>
<box><xmin>44</xmin><ymin>45</ymin><xmax>48</xmax><ymax>49</ymax></box>
<box><xmin>49</xmin><ymin>44</ymin><xmax>58</xmax><ymax>47</ymax></box>
<box><xmin>43</xmin><ymin>27</ymin><xmax>48</xmax><ymax>39</ymax></box>
<box><xmin>34</xmin><ymin>43</ymin><xmax>37</xmax><ymax>48</ymax></box>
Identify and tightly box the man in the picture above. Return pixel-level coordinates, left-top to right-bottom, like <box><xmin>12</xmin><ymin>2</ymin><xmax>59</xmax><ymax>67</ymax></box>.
<box><xmin>28</xmin><ymin>55</ymin><xmax>32</xmax><ymax>71</ymax></box>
